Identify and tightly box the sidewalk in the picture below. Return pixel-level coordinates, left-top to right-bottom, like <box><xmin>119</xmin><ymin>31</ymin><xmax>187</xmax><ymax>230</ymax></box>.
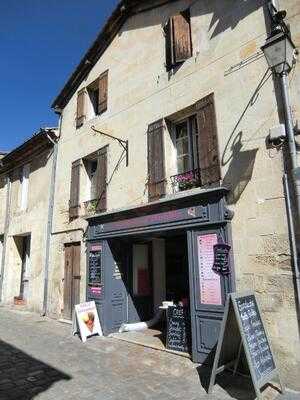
<box><xmin>0</xmin><ymin>306</ymin><xmax>298</xmax><ymax>400</ymax></box>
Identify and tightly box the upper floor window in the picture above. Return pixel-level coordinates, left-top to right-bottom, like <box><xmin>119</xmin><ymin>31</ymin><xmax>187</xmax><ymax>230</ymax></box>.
<box><xmin>173</xmin><ymin>116</ymin><xmax>201</xmax><ymax>191</ymax></box>
<box><xmin>76</xmin><ymin>70</ymin><xmax>108</xmax><ymax>129</ymax></box>
<box><xmin>165</xmin><ymin>9</ymin><xmax>192</xmax><ymax>71</ymax></box>
<box><xmin>170</xmin><ymin>94</ymin><xmax>221</xmax><ymax>192</ymax></box>
<box><xmin>175</xmin><ymin>116</ymin><xmax>199</xmax><ymax>174</ymax></box>
<box><xmin>69</xmin><ymin>147</ymin><xmax>108</xmax><ymax>220</ymax></box>
<box><xmin>19</xmin><ymin>164</ymin><xmax>30</xmax><ymax>211</ymax></box>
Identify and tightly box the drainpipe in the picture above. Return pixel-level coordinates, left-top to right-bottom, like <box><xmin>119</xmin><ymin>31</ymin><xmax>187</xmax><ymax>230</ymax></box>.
<box><xmin>0</xmin><ymin>175</ymin><xmax>12</xmax><ymax>302</ymax></box>
<box><xmin>283</xmin><ymin>174</ymin><xmax>300</xmax><ymax>317</ymax></box>
<box><xmin>42</xmin><ymin>119</ymin><xmax>62</xmax><ymax>316</ymax></box>
<box><xmin>266</xmin><ymin>1</ymin><xmax>300</xmax><ymax>318</ymax></box>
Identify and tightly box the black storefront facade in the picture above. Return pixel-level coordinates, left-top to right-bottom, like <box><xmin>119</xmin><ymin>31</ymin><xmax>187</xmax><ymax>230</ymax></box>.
<box><xmin>86</xmin><ymin>187</ymin><xmax>235</xmax><ymax>364</ymax></box>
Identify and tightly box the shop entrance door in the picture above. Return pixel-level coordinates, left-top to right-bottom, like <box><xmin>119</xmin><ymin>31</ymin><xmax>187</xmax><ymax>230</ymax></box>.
<box><xmin>188</xmin><ymin>229</ymin><xmax>232</xmax><ymax>364</ymax></box>
<box><xmin>63</xmin><ymin>243</ymin><xmax>81</xmax><ymax>320</ymax></box>
<box><xmin>104</xmin><ymin>240</ymin><xmax>128</xmax><ymax>333</ymax></box>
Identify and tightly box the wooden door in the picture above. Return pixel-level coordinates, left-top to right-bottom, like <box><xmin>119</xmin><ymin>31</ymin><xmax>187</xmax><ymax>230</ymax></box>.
<box><xmin>64</xmin><ymin>243</ymin><xmax>81</xmax><ymax>320</ymax></box>
<box><xmin>188</xmin><ymin>229</ymin><xmax>233</xmax><ymax>364</ymax></box>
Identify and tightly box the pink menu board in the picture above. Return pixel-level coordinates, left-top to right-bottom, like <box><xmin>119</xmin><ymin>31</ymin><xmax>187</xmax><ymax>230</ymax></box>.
<box><xmin>197</xmin><ymin>234</ymin><xmax>222</xmax><ymax>306</ymax></box>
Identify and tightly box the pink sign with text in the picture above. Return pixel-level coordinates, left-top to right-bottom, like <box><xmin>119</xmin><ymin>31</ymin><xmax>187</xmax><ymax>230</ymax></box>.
<box><xmin>197</xmin><ymin>234</ymin><xmax>222</xmax><ymax>306</ymax></box>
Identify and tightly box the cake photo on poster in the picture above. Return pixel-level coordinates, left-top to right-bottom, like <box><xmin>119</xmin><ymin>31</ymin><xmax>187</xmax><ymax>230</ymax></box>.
<box><xmin>73</xmin><ymin>301</ymin><xmax>103</xmax><ymax>342</ymax></box>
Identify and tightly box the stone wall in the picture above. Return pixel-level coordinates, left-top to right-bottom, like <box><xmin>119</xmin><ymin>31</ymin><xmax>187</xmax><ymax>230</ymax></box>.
<box><xmin>1</xmin><ymin>147</ymin><xmax>54</xmax><ymax>313</ymax></box>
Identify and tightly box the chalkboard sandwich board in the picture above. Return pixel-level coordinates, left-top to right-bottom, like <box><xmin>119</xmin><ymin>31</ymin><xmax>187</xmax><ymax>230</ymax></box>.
<box><xmin>208</xmin><ymin>292</ymin><xmax>284</xmax><ymax>400</ymax></box>
<box><xmin>166</xmin><ymin>305</ymin><xmax>191</xmax><ymax>354</ymax></box>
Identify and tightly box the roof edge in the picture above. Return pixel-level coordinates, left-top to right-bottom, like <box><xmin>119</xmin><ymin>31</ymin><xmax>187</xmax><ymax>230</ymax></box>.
<box><xmin>51</xmin><ymin>1</ymin><xmax>129</xmax><ymax>111</ymax></box>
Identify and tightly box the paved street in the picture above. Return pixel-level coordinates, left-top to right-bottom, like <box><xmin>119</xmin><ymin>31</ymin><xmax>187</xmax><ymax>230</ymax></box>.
<box><xmin>0</xmin><ymin>307</ymin><xmax>298</xmax><ymax>400</ymax></box>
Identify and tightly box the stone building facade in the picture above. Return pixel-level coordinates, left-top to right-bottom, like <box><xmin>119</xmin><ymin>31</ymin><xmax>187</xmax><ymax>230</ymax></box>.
<box><xmin>1</xmin><ymin>0</ymin><xmax>299</xmax><ymax>390</ymax></box>
<box><xmin>47</xmin><ymin>0</ymin><xmax>300</xmax><ymax>388</ymax></box>
<box><xmin>0</xmin><ymin>129</ymin><xmax>58</xmax><ymax>313</ymax></box>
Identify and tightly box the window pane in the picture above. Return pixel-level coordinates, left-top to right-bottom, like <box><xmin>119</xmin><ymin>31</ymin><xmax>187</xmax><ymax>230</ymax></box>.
<box><xmin>176</xmin><ymin>123</ymin><xmax>188</xmax><ymax>139</ymax></box>
<box><xmin>177</xmin><ymin>155</ymin><xmax>190</xmax><ymax>174</ymax></box>
<box><xmin>176</xmin><ymin>137</ymin><xmax>189</xmax><ymax>156</ymax></box>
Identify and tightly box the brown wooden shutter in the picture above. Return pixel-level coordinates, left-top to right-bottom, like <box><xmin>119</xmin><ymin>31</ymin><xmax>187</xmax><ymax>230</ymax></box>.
<box><xmin>172</xmin><ymin>10</ymin><xmax>192</xmax><ymax>64</ymax></box>
<box><xmin>69</xmin><ymin>160</ymin><xmax>81</xmax><ymax>219</ymax></box>
<box><xmin>196</xmin><ymin>94</ymin><xmax>221</xmax><ymax>186</ymax></box>
<box><xmin>95</xmin><ymin>147</ymin><xmax>107</xmax><ymax>213</ymax></box>
<box><xmin>76</xmin><ymin>90</ymin><xmax>85</xmax><ymax>128</ymax></box>
<box><xmin>147</xmin><ymin>119</ymin><xmax>166</xmax><ymax>201</ymax></box>
<box><xmin>98</xmin><ymin>71</ymin><xmax>108</xmax><ymax>114</ymax></box>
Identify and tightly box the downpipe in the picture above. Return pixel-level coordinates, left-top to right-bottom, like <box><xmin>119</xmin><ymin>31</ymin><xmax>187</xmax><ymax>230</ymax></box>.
<box><xmin>0</xmin><ymin>176</ymin><xmax>11</xmax><ymax>302</ymax></box>
<box><xmin>42</xmin><ymin>119</ymin><xmax>62</xmax><ymax>316</ymax></box>
<box><xmin>283</xmin><ymin>174</ymin><xmax>300</xmax><ymax>317</ymax></box>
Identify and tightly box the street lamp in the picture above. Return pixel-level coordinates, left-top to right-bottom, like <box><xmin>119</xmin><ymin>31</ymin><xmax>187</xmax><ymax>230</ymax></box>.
<box><xmin>261</xmin><ymin>30</ymin><xmax>296</xmax><ymax>74</ymax></box>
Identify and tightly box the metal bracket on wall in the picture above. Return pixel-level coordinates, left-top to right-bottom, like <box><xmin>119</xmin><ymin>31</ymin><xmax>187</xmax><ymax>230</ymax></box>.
<box><xmin>91</xmin><ymin>126</ymin><xmax>129</xmax><ymax>167</ymax></box>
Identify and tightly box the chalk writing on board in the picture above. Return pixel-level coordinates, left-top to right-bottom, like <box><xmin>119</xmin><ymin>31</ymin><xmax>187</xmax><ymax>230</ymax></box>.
<box><xmin>236</xmin><ymin>295</ymin><xmax>275</xmax><ymax>381</ymax></box>
<box><xmin>166</xmin><ymin>306</ymin><xmax>191</xmax><ymax>353</ymax></box>
<box><xmin>89</xmin><ymin>251</ymin><xmax>102</xmax><ymax>284</ymax></box>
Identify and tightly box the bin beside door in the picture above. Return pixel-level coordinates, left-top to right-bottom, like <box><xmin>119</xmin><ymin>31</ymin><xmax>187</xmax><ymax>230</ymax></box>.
<box><xmin>188</xmin><ymin>229</ymin><xmax>233</xmax><ymax>364</ymax></box>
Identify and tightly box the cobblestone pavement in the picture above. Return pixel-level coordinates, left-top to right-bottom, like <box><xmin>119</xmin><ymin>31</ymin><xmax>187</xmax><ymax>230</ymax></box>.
<box><xmin>0</xmin><ymin>307</ymin><xmax>298</xmax><ymax>400</ymax></box>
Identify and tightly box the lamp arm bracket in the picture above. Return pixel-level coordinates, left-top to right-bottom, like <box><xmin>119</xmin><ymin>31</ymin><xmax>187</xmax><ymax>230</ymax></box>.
<box><xmin>91</xmin><ymin>126</ymin><xmax>129</xmax><ymax>167</ymax></box>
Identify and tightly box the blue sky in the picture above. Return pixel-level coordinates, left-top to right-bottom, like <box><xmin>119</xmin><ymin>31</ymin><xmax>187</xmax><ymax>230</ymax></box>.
<box><xmin>0</xmin><ymin>0</ymin><xmax>119</xmax><ymax>152</ymax></box>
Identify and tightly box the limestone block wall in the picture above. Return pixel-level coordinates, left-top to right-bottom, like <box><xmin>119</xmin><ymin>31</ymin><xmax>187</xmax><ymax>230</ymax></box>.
<box><xmin>50</xmin><ymin>0</ymin><xmax>300</xmax><ymax>388</ymax></box>
<box><xmin>2</xmin><ymin>148</ymin><xmax>54</xmax><ymax>313</ymax></box>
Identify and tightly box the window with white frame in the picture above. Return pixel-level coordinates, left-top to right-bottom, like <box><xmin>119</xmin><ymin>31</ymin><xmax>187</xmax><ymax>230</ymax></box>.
<box><xmin>19</xmin><ymin>164</ymin><xmax>30</xmax><ymax>211</ymax></box>
<box><xmin>171</xmin><ymin>115</ymin><xmax>201</xmax><ymax>191</ymax></box>
<box><xmin>175</xmin><ymin>116</ymin><xmax>199</xmax><ymax>174</ymax></box>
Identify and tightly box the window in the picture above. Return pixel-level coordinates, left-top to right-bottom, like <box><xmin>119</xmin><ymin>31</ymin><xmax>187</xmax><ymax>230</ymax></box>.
<box><xmin>69</xmin><ymin>147</ymin><xmax>107</xmax><ymax>219</ymax></box>
<box><xmin>87</xmin><ymin>80</ymin><xmax>100</xmax><ymax>117</ymax></box>
<box><xmin>165</xmin><ymin>9</ymin><xmax>192</xmax><ymax>71</ymax></box>
<box><xmin>19</xmin><ymin>164</ymin><xmax>30</xmax><ymax>211</ymax></box>
<box><xmin>76</xmin><ymin>71</ymin><xmax>108</xmax><ymax>127</ymax></box>
<box><xmin>84</xmin><ymin>157</ymin><xmax>99</xmax><ymax>202</ymax></box>
<box><xmin>175</xmin><ymin>116</ymin><xmax>199</xmax><ymax>174</ymax></box>
<box><xmin>170</xmin><ymin>93</ymin><xmax>221</xmax><ymax>191</ymax></box>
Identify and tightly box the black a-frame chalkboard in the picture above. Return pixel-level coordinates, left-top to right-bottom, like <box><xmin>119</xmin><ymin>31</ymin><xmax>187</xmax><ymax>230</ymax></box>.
<box><xmin>208</xmin><ymin>292</ymin><xmax>284</xmax><ymax>399</ymax></box>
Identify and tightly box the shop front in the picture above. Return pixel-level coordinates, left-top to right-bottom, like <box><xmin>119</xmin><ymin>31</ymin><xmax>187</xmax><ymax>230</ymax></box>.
<box><xmin>86</xmin><ymin>188</ymin><xmax>235</xmax><ymax>364</ymax></box>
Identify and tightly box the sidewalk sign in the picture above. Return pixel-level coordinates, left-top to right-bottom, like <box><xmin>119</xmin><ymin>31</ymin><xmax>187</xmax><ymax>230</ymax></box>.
<box><xmin>208</xmin><ymin>292</ymin><xmax>284</xmax><ymax>399</ymax></box>
<box><xmin>72</xmin><ymin>301</ymin><xmax>103</xmax><ymax>343</ymax></box>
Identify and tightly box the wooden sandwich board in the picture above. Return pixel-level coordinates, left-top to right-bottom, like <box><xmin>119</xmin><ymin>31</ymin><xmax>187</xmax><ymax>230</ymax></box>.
<box><xmin>208</xmin><ymin>292</ymin><xmax>284</xmax><ymax>399</ymax></box>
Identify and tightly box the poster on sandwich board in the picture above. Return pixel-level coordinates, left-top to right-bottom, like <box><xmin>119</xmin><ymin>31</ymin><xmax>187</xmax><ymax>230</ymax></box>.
<box><xmin>72</xmin><ymin>301</ymin><xmax>103</xmax><ymax>343</ymax></box>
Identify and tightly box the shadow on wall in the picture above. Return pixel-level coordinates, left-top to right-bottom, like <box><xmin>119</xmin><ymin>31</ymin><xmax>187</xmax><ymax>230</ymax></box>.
<box><xmin>220</xmin><ymin>67</ymin><xmax>274</xmax><ymax>205</ymax></box>
<box><xmin>122</xmin><ymin>0</ymin><xmax>264</xmax><ymax>39</ymax></box>
<box><xmin>222</xmin><ymin>132</ymin><xmax>258</xmax><ymax>205</ymax></box>
<box><xmin>0</xmin><ymin>339</ymin><xmax>71</xmax><ymax>399</ymax></box>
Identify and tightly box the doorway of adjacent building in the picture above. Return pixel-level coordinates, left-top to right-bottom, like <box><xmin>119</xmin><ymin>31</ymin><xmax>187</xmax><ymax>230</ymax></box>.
<box><xmin>63</xmin><ymin>243</ymin><xmax>81</xmax><ymax>320</ymax></box>
<box><xmin>14</xmin><ymin>234</ymin><xmax>31</xmax><ymax>303</ymax></box>
<box><xmin>0</xmin><ymin>235</ymin><xmax>3</xmax><ymax>269</ymax></box>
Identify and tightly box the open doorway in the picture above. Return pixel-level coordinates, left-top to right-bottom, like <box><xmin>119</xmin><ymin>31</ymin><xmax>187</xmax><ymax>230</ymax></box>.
<box><xmin>165</xmin><ymin>234</ymin><xmax>189</xmax><ymax>305</ymax></box>
<box><xmin>13</xmin><ymin>235</ymin><xmax>31</xmax><ymax>304</ymax></box>
<box><xmin>112</xmin><ymin>233</ymin><xmax>191</xmax><ymax>357</ymax></box>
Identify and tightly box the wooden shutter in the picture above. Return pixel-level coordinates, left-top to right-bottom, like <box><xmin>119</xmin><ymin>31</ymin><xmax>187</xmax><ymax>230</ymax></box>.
<box><xmin>196</xmin><ymin>94</ymin><xmax>221</xmax><ymax>186</ymax></box>
<box><xmin>95</xmin><ymin>147</ymin><xmax>107</xmax><ymax>213</ymax></box>
<box><xmin>69</xmin><ymin>160</ymin><xmax>81</xmax><ymax>219</ymax></box>
<box><xmin>98</xmin><ymin>71</ymin><xmax>108</xmax><ymax>114</ymax></box>
<box><xmin>76</xmin><ymin>90</ymin><xmax>85</xmax><ymax>128</ymax></box>
<box><xmin>147</xmin><ymin>119</ymin><xmax>166</xmax><ymax>201</ymax></box>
